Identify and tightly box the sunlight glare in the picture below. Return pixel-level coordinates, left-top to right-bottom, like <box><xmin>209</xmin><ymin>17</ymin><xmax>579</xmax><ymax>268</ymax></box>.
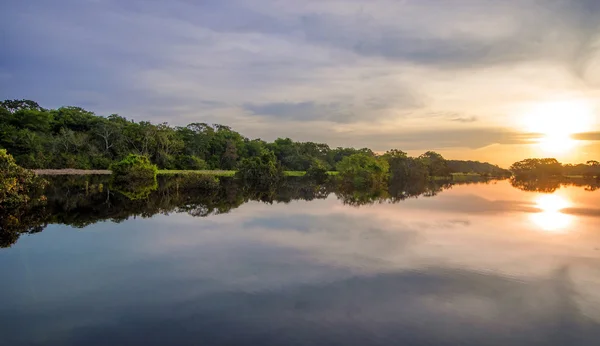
<box><xmin>537</xmin><ymin>134</ymin><xmax>577</xmax><ymax>154</ymax></box>
<box><xmin>530</xmin><ymin>194</ymin><xmax>573</xmax><ymax>232</ymax></box>
<box><xmin>521</xmin><ymin>99</ymin><xmax>594</xmax><ymax>155</ymax></box>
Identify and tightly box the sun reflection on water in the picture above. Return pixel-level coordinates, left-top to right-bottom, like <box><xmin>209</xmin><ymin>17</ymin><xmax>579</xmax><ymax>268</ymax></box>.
<box><xmin>530</xmin><ymin>194</ymin><xmax>573</xmax><ymax>232</ymax></box>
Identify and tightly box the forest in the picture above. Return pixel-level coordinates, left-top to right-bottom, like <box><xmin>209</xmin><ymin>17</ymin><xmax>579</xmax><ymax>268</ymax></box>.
<box><xmin>0</xmin><ymin>99</ymin><xmax>508</xmax><ymax>175</ymax></box>
<box><xmin>510</xmin><ymin>158</ymin><xmax>600</xmax><ymax>179</ymax></box>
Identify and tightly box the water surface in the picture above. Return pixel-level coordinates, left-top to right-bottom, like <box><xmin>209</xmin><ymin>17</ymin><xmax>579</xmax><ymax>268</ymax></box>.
<box><xmin>1</xmin><ymin>179</ymin><xmax>600</xmax><ymax>345</ymax></box>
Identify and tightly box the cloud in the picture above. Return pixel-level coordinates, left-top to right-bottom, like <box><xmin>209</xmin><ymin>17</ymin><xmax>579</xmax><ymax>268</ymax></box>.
<box><xmin>450</xmin><ymin>116</ymin><xmax>478</xmax><ymax>123</ymax></box>
<box><xmin>244</xmin><ymin>101</ymin><xmax>350</xmax><ymax>122</ymax></box>
<box><xmin>572</xmin><ymin>132</ymin><xmax>600</xmax><ymax>141</ymax></box>
<box><xmin>563</xmin><ymin>207</ymin><xmax>600</xmax><ymax>217</ymax></box>
<box><xmin>341</xmin><ymin>128</ymin><xmax>540</xmax><ymax>151</ymax></box>
<box><xmin>243</xmin><ymin>91</ymin><xmax>423</xmax><ymax>123</ymax></box>
<box><xmin>1</xmin><ymin>0</ymin><xmax>599</xmax><ymax>162</ymax></box>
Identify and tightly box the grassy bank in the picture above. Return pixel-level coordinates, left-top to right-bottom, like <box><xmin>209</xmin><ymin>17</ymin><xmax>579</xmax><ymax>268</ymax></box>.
<box><xmin>157</xmin><ymin>170</ymin><xmax>339</xmax><ymax>177</ymax></box>
<box><xmin>35</xmin><ymin>169</ymin><xmax>483</xmax><ymax>178</ymax></box>
<box><xmin>157</xmin><ymin>170</ymin><xmax>236</xmax><ymax>177</ymax></box>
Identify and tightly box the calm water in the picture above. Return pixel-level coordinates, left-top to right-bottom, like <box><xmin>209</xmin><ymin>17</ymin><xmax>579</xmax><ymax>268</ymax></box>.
<box><xmin>1</xmin><ymin>179</ymin><xmax>600</xmax><ymax>345</ymax></box>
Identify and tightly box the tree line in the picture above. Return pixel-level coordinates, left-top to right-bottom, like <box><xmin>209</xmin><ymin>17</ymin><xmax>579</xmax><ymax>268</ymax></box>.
<box><xmin>510</xmin><ymin>158</ymin><xmax>600</xmax><ymax>179</ymax></box>
<box><xmin>0</xmin><ymin>99</ymin><xmax>507</xmax><ymax>175</ymax></box>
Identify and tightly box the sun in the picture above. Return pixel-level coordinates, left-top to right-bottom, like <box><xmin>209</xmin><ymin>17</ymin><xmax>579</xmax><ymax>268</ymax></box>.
<box><xmin>537</xmin><ymin>135</ymin><xmax>577</xmax><ymax>154</ymax></box>
<box><xmin>521</xmin><ymin>100</ymin><xmax>594</xmax><ymax>154</ymax></box>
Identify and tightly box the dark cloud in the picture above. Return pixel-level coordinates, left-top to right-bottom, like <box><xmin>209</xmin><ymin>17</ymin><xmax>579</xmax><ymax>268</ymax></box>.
<box><xmin>563</xmin><ymin>207</ymin><xmax>600</xmax><ymax>217</ymax></box>
<box><xmin>367</xmin><ymin>129</ymin><xmax>540</xmax><ymax>150</ymax></box>
<box><xmin>189</xmin><ymin>0</ymin><xmax>600</xmax><ymax>71</ymax></box>
<box><xmin>244</xmin><ymin>102</ymin><xmax>351</xmax><ymax>122</ymax></box>
<box><xmin>572</xmin><ymin>132</ymin><xmax>600</xmax><ymax>141</ymax></box>
<box><xmin>450</xmin><ymin>116</ymin><xmax>478</xmax><ymax>123</ymax></box>
<box><xmin>238</xmin><ymin>125</ymin><xmax>542</xmax><ymax>153</ymax></box>
<box><xmin>243</xmin><ymin>90</ymin><xmax>423</xmax><ymax>123</ymax></box>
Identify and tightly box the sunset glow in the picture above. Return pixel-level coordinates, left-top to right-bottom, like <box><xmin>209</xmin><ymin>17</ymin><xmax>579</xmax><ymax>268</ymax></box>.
<box><xmin>3</xmin><ymin>1</ymin><xmax>600</xmax><ymax>167</ymax></box>
<box><xmin>521</xmin><ymin>100</ymin><xmax>594</xmax><ymax>155</ymax></box>
<box><xmin>530</xmin><ymin>194</ymin><xmax>573</xmax><ymax>232</ymax></box>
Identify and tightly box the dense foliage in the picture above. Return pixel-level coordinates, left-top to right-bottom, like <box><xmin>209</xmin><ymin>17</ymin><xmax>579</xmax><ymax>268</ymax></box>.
<box><xmin>1</xmin><ymin>99</ymin><xmax>507</xmax><ymax>176</ymax></box>
<box><xmin>563</xmin><ymin>160</ymin><xmax>600</xmax><ymax>178</ymax></box>
<box><xmin>235</xmin><ymin>150</ymin><xmax>285</xmax><ymax>188</ymax></box>
<box><xmin>418</xmin><ymin>151</ymin><xmax>452</xmax><ymax>177</ymax></box>
<box><xmin>0</xmin><ymin>99</ymin><xmax>382</xmax><ymax>171</ymax></box>
<box><xmin>110</xmin><ymin>154</ymin><xmax>158</xmax><ymax>182</ymax></box>
<box><xmin>109</xmin><ymin>154</ymin><xmax>158</xmax><ymax>199</ymax></box>
<box><xmin>336</xmin><ymin>153</ymin><xmax>389</xmax><ymax>188</ymax></box>
<box><xmin>447</xmin><ymin>160</ymin><xmax>510</xmax><ymax>176</ymax></box>
<box><xmin>510</xmin><ymin>158</ymin><xmax>600</xmax><ymax>179</ymax></box>
<box><xmin>0</xmin><ymin>149</ymin><xmax>47</xmax><ymax>208</ymax></box>
<box><xmin>510</xmin><ymin>158</ymin><xmax>562</xmax><ymax>178</ymax></box>
<box><xmin>305</xmin><ymin>161</ymin><xmax>330</xmax><ymax>183</ymax></box>
<box><xmin>383</xmin><ymin>150</ymin><xmax>430</xmax><ymax>184</ymax></box>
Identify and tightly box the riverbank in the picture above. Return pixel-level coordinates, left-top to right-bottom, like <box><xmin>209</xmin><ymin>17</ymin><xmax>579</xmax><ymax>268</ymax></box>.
<box><xmin>33</xmin><ymin>169</ymin><xmax>112</xmax><ymax>175</ymax></box>
<box><xmin>33</xmin><ymin>169</ymin><xmax>339</xmax><ymax>177</ymax></box>
<box><xmin>34</xmin><ymin>169</ymin><xmax>495</xmax><ymax>179</ymax></box>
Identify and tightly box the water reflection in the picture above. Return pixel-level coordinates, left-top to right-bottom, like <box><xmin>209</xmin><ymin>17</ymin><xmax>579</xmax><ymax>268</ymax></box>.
<box><xmin>0</xmin><ymin>176</ymin><xmax>470</xmax><ymax>248</ymax></box>
<box><xmin>530</xmin><ymin>194</ymin><xmax>573</xmax><ymax>232</ymax></box>
<box><xmin>1</xmin><ymin>176</ymin><xmax>600</xmax><ymax>345</ymax></box>
<box><xmin>2</xmin><ymin>175</ymin><xmax>600</xmax><ymax>248</ymax></box>
<box><xmin>510</xmin><ymin>176</ymin><xmax>600</xmax><ymax>193</ymax></box>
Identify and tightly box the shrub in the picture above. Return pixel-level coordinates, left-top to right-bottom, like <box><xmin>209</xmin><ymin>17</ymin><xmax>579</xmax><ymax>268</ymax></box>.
<box><xmin>336</xmin><ymin>153</ymin><xmax>389</xmax><ymax>189</ymax></box>
<box><xmin>110</xmin><ymin>154</ymin><xmax>158</xmax><ymax>183</ymax></box>
<box><xmin>109</xmin><ymin>154</ymin><xmax>158</xmax><ymax>200</ymax></box>
<box><xmin>235</xmin><ymin>149</ymin><xmax>284</xmax><ymax>188</ymax></box>
<box><xmin>0</xmin><ymin>149</ymin><xmax>48</xmax><ymax>208</ymax></box>
<box><xmin>305</xmin><ymin>161</ymin><xmax>329</xmax><ymax>183</ymax></box>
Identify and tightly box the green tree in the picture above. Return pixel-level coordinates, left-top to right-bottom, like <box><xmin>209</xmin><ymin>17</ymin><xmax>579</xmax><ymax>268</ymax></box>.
<box><xmin>235</xmin><ymin>149</ymin><xmax>284</xmax><ymax>188</ymax></box>
<box><xmin>154</xmin><ymin>123</ymin><xmax>184</xmax><ymax>168</ymax></box>
<box><xmin>419</xmin><ymin>151</ymin><xmax>451</xmax><ymax>177</ymax></box>
<box><xmin>446</xmin><ymin>159</ymin><xmax>510</xmax><ymax>176</ymax></box>
<box><xmin>175</xmin><ymin>155</ymin><xmax>208</xmax><ymax>170</ymax></box>
<box><xmin>110</xmin><ymin>154</ymin><xmax>158</xmax><ymax>183</ymax></box>
<box><xmin>92</xmin><ymin>117</ymin><xmax>123</xmax><ymax>155</ymax></box>
<box><xmin>0</xmin><ymin>149</ymin><xmax>48</xmax><ymax>208</ymax></box>
<box><xmin>386</xmin><ymin>153</ymin><xmax>429</xmax><ymax>183</ymax></box>
<box><xmin>585</xmin><ymin>160</ymin><xmax>600</xmax><ymax>178</ymax></box>
<box><xmin>336</xmin><ymin>153</ymin><xmax>389</xmax><ymax>189</ymax></box>
<box><xmin>305</xmin><ymin>160</ymin><xmax>329</xmax><ymax>183</ymax></box>
<box><xmin>0</xmin><ymin>99</ymin><xmax>44</xmax><ymax>113</ymax></box>
<box><xmin>109</xmin><ymin>154</ymin><xmax>159</xmax><ymax>200</ymax></box>
<box><xmin>510</xmin><ymin>158</ymin><xmax>563</xmax><ymax>178</ymax></box>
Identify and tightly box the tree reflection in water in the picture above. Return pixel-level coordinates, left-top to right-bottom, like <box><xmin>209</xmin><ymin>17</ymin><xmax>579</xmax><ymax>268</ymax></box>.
<box><xmin>510</xmin><ymin>176</ymin><xmax>600</xmax><ymax>193</ymax></box>
<box><xmin>2</xmin><ymin>175</ymin><xmax>599</xmax><ymax>248</ymax></box>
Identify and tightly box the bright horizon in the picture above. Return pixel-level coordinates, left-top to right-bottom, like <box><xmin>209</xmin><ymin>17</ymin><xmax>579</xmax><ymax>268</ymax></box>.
<box><xmin>2</xmin><ymin>0</ymin><xmax>600</xmax><ymax>168</ymax></box>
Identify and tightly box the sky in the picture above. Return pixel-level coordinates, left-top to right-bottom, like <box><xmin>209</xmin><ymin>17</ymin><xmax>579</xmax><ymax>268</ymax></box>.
<box><xmin>1</xmin><ymin>0</ymin><xmax>600</xmax><ymax>167</ymax></box>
